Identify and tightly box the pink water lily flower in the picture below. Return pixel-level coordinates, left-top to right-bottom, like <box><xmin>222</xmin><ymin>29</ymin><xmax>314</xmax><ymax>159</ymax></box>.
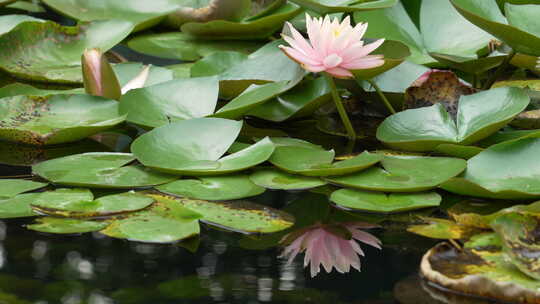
<box><xmin>279</xmin><ymin>14</ymin><xmax>385</xmax><ymax>79</ymax></box>
<box><xmin>280</xmin><ymin>222</ymin><xmax>381</xmax><ymax>277</ymax></box>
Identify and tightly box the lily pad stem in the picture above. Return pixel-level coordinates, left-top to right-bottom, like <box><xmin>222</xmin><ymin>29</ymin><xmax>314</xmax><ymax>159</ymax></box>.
<box><xmin>324</xmin><ymin>73</ymin><xmax>356</xmax><ymax>141</ymax></box>
<box><xmin>483</xmin><ymin>49</ymin><xmax>516</xmax><ymax>90</ymax></box>
<box><xmin>366</xmin><ymin>79</ymin><xmax>396</xmax><ymax>114</ymax></box>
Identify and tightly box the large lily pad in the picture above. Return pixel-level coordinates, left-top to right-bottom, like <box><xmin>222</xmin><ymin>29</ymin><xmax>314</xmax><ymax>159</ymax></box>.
<box><xmin>42</xmin><ymin>0</ymin><xmax>182</xmax><ymax>31</ymax></box>
<box><xmin>269</xmin><ymin>138</ymin><xmax>382</xmax><ymax>176</ymax></box>
<box><xmin>113</xmin><ymin>63</ymin><xmax>174</xmax><ymax>89</ymax></box>
<box><xmin>31</xmin><ymin>192</ymin><xmax>155</xmax><ymax>218</ymax></box>
<box><xmin>100</xmin><ymin>193</ymin><xmax>202</xmax><ymax>243</ymax></box>
<box><xmin>326</xmin><ymin>155</ymin><xmax>466</xmax><ymax>192</ymax></box>
<box><xmin>330</xmin><ymin>189</ymin><xmax>441</xmax><ymax>213</ymax></box>
<box><xmin>180</xmin><ymin>3</ymin><xmax>301</xmax><ymax>40</ymax></box>
<box><xmin>127</xmin><ymin>32</ymin><xmax>262</xmax><ymax>61</ymax></box>
<box><xmin>27</xmin><ymin>217</ymin><xmax>109</xmax><ymax>234</ymax></box>
<box><xmin>131</xmin><ymin>118</ymin><xmax>275</xmax><ymax>175</ymax></box>
<box><xmin>145</xmin><ymin>192</ymin><xmax>295</xmax><ymax>234</ymax></box>
<box><xmin>0</xmin><ymin>20</ymin><xmax>133</xmax><ymax>83</ymax></box>
<box><xmin>290</xmin><ymin>0</ymin><xmax>397</xmax><ymax>14</ymax></box>
<box><xmin>119</xmin><ymin>76</ymin><xmax>219</xmax><ymax>128</ymax></box>
<box><xmin>0</xmin><ymin>83</ymin><xmax>83</xmax><ymax>98</ymax></box>
<box><xmin>0</xmin><ymin>179</ymin><xmax>46</xmax><ymax>198</ymax></box>
<box><xmin>249</xmin><ymin>168</ymin><xmax>327</xmax><ymax>190</ymax></box>
<box><xmin>408</xmin><ymin>218</ymin><xmax>479</xmax><ymax>240</ymax></box>
<box><xmin>421</xmin><ymin>236</ymin><xmax>540</xmax><ymax>304</ymax></box>
<box><xmin>0</xmin><ymin>14</ymin><xmax>43</xmax><ymax>35</ymax></box>
<box><xmin>377</xmin><ymin>87</ymin><xmax>530</xmax><ymax>151</ymax></box>
<box><xmin>33</xmin><ymin>152</ymin><xmax>176</xmax><ymax>189</ymax></box>
<box><xmin>451</xmin><ymin>0</ymin><xmax>540</xmax><ymax>56</ymax></box>
<box><xmin>0</xmin><ymin>94</ymin><xmax>125</xmax><ymax>146</ymax></box>
<box><xmin>156</xmin><ymin>174</ymin><xmax>265</xmax><ymax>201</ymax></box>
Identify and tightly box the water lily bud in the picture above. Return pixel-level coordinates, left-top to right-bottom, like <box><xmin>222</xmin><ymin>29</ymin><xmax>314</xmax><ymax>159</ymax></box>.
<box><xmin>81</xmin><ymin>48</ymin><xmax>122</xmax><ymax>100</ymax></box>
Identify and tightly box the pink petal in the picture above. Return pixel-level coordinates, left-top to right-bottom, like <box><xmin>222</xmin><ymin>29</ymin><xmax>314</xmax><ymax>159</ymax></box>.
<box><xmin>351</xmin><ymin>229</ymin><xmax>382</xmax><ymax>249</ymax></box>
<box><xmin>303</xmin><ymin>64</ymin><xmax>326</xmax><ymax>73</ymax></box>
<box><xmin>325</xmin><ymin>66</ymin><xmax>353</xmax><ymax>78</ymax></box>
<box><xmin>341</xmin><ymin>56</ymin><xmax>385</xmax><ymax>70</ymax></box>
<box><xmin>323</xmin><ymin>54</ymin><xmax>343</xmax><ymax>68</ymax></box>
<box><xmin>279</xmin><ymin>46</ymin><xmax>320</xmax><ymax>66</ymax></box>
<box><xmin>285</xmin><ymin>22</ymin><xmax>317</xmax><ymax>58</ymax></box>
<box><xmin>344</xmin><ymin>39</ymin><xmax>385</xmax><ymax>62</ymax></box>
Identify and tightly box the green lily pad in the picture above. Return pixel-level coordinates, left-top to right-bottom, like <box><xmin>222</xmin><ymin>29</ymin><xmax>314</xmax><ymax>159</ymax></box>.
<box><xmin>0</xmin><ymin>94</ymin><xmax>125</xmax><ymax>146</ymax></box>
<box><xmin>330</xmin><ymin>189</ymin><xmax>441</xmax><ymax>213</ymax></box>
<box><xmin>146</xmin><ymin>192</ymin><xmax>295</xmax><ymax>234</ymax></box>
<box><xmin>491</xmin><ymin>212</ymin><xmax>540</xmax><ymax>280</ymax></box>
<box><xmin>451</xmin><ymin>0</ymin><xmax>540</xmax><ymax>56</ymax></box>
<box><xmin>290</xmin><ymin>0</ymin><xmax>397</xmax><ymax>14</ymax></box>
<box><xmin>190</xmin><ymin>51</ymin><xmax>248</xmax><ymax>78</ymax></box>
<box><xmin>326</xmin><ymin>155</ymin><xmax>466</xmax><ymax>192</ymax></box>
<box><xmin>27</xmin><ymin>217</ymin><xmax>109</xmax><ymax>234</ymax></box>
<box><xmin>156</xmin><ymin>174</ymin><xmax>265</xmax><ymax>201</ymax></box>
<box><xmin>249</xmin><ymin>168</ymin><xmax>327</xmax><ymax>190</ymax></box>
<box><xmin>41</xmin><ymin>0</ymin><xmax>182</xmax><ymax>31</ymax></box>
<box><xmin>127</xmin><ymin>32</ymin><xmax>262</xmax><ymax>61</ymax></box>
<box><xmin>439</xmin><ymin>177</ymin><xmax>540</xmax><ymax>200</ymax></box>
<box><xmin>0</xmin><ymin>20</ymin><xmax>133</xmax><ymax>83</ymax></box>
<box><xmin>0</xmin><ymin>179</ymin><xmax>46</xmax><ymax>198</ymax></box>
<box><xmin>0</xmin><ymin>83</ymin><xmax>84</xmax><ymax>98</ymax></box>
<box><xmin>166</xmin><ymin>63</ymin><xmax>194</xmax><ymax>78</ymax></box>
<box><xmin>33</xmin><ymin>152</ymin><xmax>176</xmax><ymax>189</ymax></box>
<box><xmin>408</xmin><ymin>217</ymin><xmax>479</xmax><ymax>239</ymax></box>
<box><xmin>101</xmin><ymin>194</ymin><xmax>202</xmax><ymax>243</ymax></box>
<box><xmin>352</xmin><ymin>39</ymin><xmax>411</xmax><ymax>80</ymax></box>
<box><xmin>113</xmin><ymin>63</ymin><xmax>174</xmax><ymax>89</ymax></box>
<box><xmin>377</xmin><ymin>87</ymin><xmax>530</xmax><ymax>151</ymax></box>
<box><xmin>355</xmin><ymin>1</ymin><xmax>494</xmax><ymax>65</ymax></box>
<box><xmin>0</xmin><ymin>14</ymin><xmax>43</xmax><ymax>35</ymax></box>
<box><xmin>421</xmin><ymin>236</ymin><xmax>540</xmax><ymax>303</ymax></box>
<box><xmin>131</xmin><ymin>118</ymin><xmax>275</xmax><ymax>175</ymax></box>
<box><xmin>120</xmin><ymin>76</ymin><xmax>219</xmax><ymax>128</ymax></box>
<box><xmin>433</xmin><ymin>143</ymin><xmax>483</xmax><ymax>159</ymax></box>
<box><xmin>31</xmin><ymin>191</ymin><xmax>155</xmax><ymax>218</ymax></box>
<box><xmin>430</xmin><ymin>52</ymin><xmax>506</xmax><ymax>75</ymax></box>
<box><xmin>180</xmin><ymin>3</ymin><xmax>301</xmax><ymax>40</ymax></box>
<box><xmin>248</xmin><ymin>77</ymin><xmax>332</xmax><ymax>122</ymax></box>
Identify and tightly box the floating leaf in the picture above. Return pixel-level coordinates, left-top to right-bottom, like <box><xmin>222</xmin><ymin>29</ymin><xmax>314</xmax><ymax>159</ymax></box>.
<box><xmin>27</xmin><ymin>217</ymin><xmax>109</xmax><ymax>234</ymax></box>
<box><xmin>290</xmin><ymin>0</ymin><xmax>397</xmax><ymax>14</ymax></box>
<box><xmin>249</xmin><ymin>168</ymin><xmax>327</xmax><ymax>190</ymax></box>
<box><xmin>330</xmin><ymin>189</ymin><xmax>441</xmax><ymax>213</ymax></box>
<box><xmin>156</xmin><ymin>175</ymin><xmax>265</xmax><ymax>201</ymax></box>
<box><xmin>0</xmin><ymin>179</ymin><xmax>46</xmax><ymax>198</ymax></box>
<box><xmin>164</xmin><ymin>0</ymin><xmax>252</xmax><ymax>27</ymax></box>
<box><xmin>0</xmin><ymin>20</ymin><xmax>133</xmax><ymax>83</ymax></box>
<box><xmin>120</xmin><ymin>77</ymin><xmax>219</xmax><ymax>128</ymax></box>
<box><xmin>0</xmin><ymin>193</ymin><xmax>41</xmax><ymax>218</ymax></box>
<box><xmin>326</xmin><ymin>155</ymin><xmax>466</xmax><ymax>192</ymax></box>
<box><xmin>0</xmin><ymin>83</ymin><xmax>83</xmax><ymax>98</ymax></box>
<box><xmin>408</xmin><ymin>217</ymin><xmax>478</xmax><ymax>239</ymax></box>
<box><xmin>377</xmin><ymin>87</ymin><xmax>530</xmax><ymax>151</ymax></box>
<box><xmin>113</xmin><ymin>63</ymin><xmax>174</xmax><ymax>89</ymax></box>
<box><xmin>0</xmin><ymin>94</ymin><xmax>125</xmax><ymax>146</ymax></box>
<box><xmin>0</xmin><ymin>14</ymin><xmax>43</xmax><ymax>35</ymax></box>
<box><xmin>190</xmin><ymin>51</ymin><xmax>248</xmax><ymax>78</ymax></box>
<box><xmin>33</xmin><ymin>152</ymin><xmax>176</xmax><ymax>189</ymax></box>
<box><xmin>434</xmin><ymin>144</ymin><xmax>483</xmax><ymax>159</ymax></box>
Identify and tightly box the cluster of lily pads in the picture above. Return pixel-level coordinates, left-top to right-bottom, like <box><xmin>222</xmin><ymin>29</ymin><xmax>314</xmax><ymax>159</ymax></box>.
<box><xmin>0</xmin><ymin>0</ymin><xmax>539</xmax><ymax>298</ymax></box>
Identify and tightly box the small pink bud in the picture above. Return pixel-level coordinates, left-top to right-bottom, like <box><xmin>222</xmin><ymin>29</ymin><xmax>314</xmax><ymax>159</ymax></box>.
<box><xmin>82</xmin><ymin>48</ymin><xmax>121</xmax><ymax>100</ymax></box>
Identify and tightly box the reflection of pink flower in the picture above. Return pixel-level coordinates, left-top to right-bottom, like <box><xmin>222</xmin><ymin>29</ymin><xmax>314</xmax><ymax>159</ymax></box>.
<box><xmin>280</xmin><ymin>222</ymin><xmax>381</xmax><ymax>277</ymax></box>
<box><xmin>279</xmin><ymin>14</ymin><xmax>385</xmax><ymax>79</ymax></box>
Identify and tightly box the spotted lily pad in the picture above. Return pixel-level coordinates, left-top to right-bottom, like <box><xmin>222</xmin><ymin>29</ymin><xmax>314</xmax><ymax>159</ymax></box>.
<box><xmin>249</xmin><ymin>169</ymin><xmax>327</xmax><ymax>190</ymax></box>
<box><xmin>32</xmin><ymin>152</ymin><xmax>176</xmax><ymax>189</ymax></box>
<box><xmin>0</xmin><ymin>20</ymin><xmax>133</xmax><ymax>83</ymax></box>
<box><xmin>377</xmin><ymin>87</ymin><xmax>530</xmax><ymax>151</ymax></box>
<box><xmin>146</xmin><ymin>192</ymin><xmax>295</xmax><ymax>234</ymax></box>
<box><xmin>32</xmin><ymin>192</ymin><xmax>155</xmax><ymax>218</ymax></box>
<box><xmin>330</xmin><ymin>189</ymin><xmax>441</xmax><ymax>213</ymax></box>
<box><xmin>326</xmin><ymin>155</ymin><xmax>466</xmax><ymax>192</ymax></box>
<box><xmin>0</xmin><ymin>179</ymin><xmax>46</xmax><ymax>198</ymax></box>
<box><xmin>27</xmin><ymin>217</ymin><xmax>109</xmax><ymax>234</ymax></box>
<box><xmin>0</xmin><ymin>94</ymin><xmax>125</xmax><ymax>146</ymax></box>
<box><xmin>0</xmin><ymin>83</ymin><xmax>84</xmax><ymax>98</ymax></box>
<box><xmin>100</xmin><ymin>194</ymin><xmax>202</xmax><ymax>243</ymax></box>
<box><xmin>131</xmin><ymin>118</ymin><xmax>275</xmax><ymax>175</ymax></box>
<box><xmin>290</xmin><ymin>0</ymin><xmax>397</xmax><ymax>14</ymax></box>
<box><xmin>180</xmin><ymin>3</ymin><xmax>301</xmax><ymax>40</ymax></box>
<box><xmin>0</xmin><ymin>14</ymin><xmax>43</xmax><ymax>35</ymax></box>
<box><xmin>408</xmin><ymin>217</ymin><xmax>479</xmax><ymax>240</ymax></box>
<box><xmin>119</xmin><ymin>77</ymin><xmax>219</xmax><ymax>128</ymax></box>
<box><xmin>156</xmin><ymin>175</ymin><xmax>265</xmax><ymax>201</ymax></box>
<box><xmin>269</xmin><ymin>138</ymin><xmax>382</xmax><ymax>177</ymax></box>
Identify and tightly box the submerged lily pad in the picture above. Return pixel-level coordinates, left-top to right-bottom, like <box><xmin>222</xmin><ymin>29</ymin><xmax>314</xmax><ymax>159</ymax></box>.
<box><xmin>27</xmin><ymin>217</ymin><xmax>109</xmax><ymax>234</ymax></box>
<box><xmin>156</xmin><ymin>175</ymin><xmax>265</xmax><ymax>201</ymax></box>
<box><xmin>120</xmin><ymin>76</ymin><xmax>219</xmax><ymax>128</ymax></box>
<box><xmin>131</xmin><ymin>118</ymin><xmax>275</xmax><ymax>175</ymax></box>
<box><xmin>32</xmin><ymin>192</ymin><xmax>155</xmax><ymax>218</ymax></box>
<box><xmin>290</xmin><ymin>0</ymin><xmax>397</xmax><ymax>14</ymax></box>
<box><xmin>326</xmin><ymin>155</ymin><xmax>466</xmax><ymax>192</ymax></box>
<box><xmin>33</xmin><ymin>152</ymin><xmax>176</xmax><ymax>189</ymax></box>
<box><xmin>330</xmin><ymin>189</ymin><xmax>441</xmax><ymax>213</ymax></box>
<box><xmin>0</xmin><ymin>179</ymin><xmax>46</xmax><ymax>198</ymax></box>
<box><xmin>0</xmin><ymin>20</ymin><xmax>133</xmax><ymax>83</ymax></box>
<box><xmin>377</xmin><ymin>87</ymin><xmax>530</xmax><ymax>151</ymax></box>
<box><xmin>146</xmin><ymin>193</ymin><xmax>295</xmax><ymax>234</ymax></box>
<box><xmin>249</xmin><ymin>169</ymin><xmax>327</xmax><ymax>190</ymax></box>
<box><xmin>269</xmin><ymin>138</ymin><xmax>382</xmax><ymax>176</ymax></box>
<box><xmin>0</xmin><ymin>94</ymin><xmax>125</xmax><ymax>146</ymax></box>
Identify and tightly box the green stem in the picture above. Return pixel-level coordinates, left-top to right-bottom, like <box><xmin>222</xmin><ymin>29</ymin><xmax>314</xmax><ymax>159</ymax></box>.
<box><xmin>324</xmin><ymin>73</ymin><xmax>357</xmax><ymax>141</ymax></box>
<box><xmin>483</xmin><ymin>49</ymin><xmax>516</xmax><ymax>90</ymax></box>
<box><xmin>366</xmin><ymin>79</ymin><xmax>396</xmax><ymax>114</ymax></box>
